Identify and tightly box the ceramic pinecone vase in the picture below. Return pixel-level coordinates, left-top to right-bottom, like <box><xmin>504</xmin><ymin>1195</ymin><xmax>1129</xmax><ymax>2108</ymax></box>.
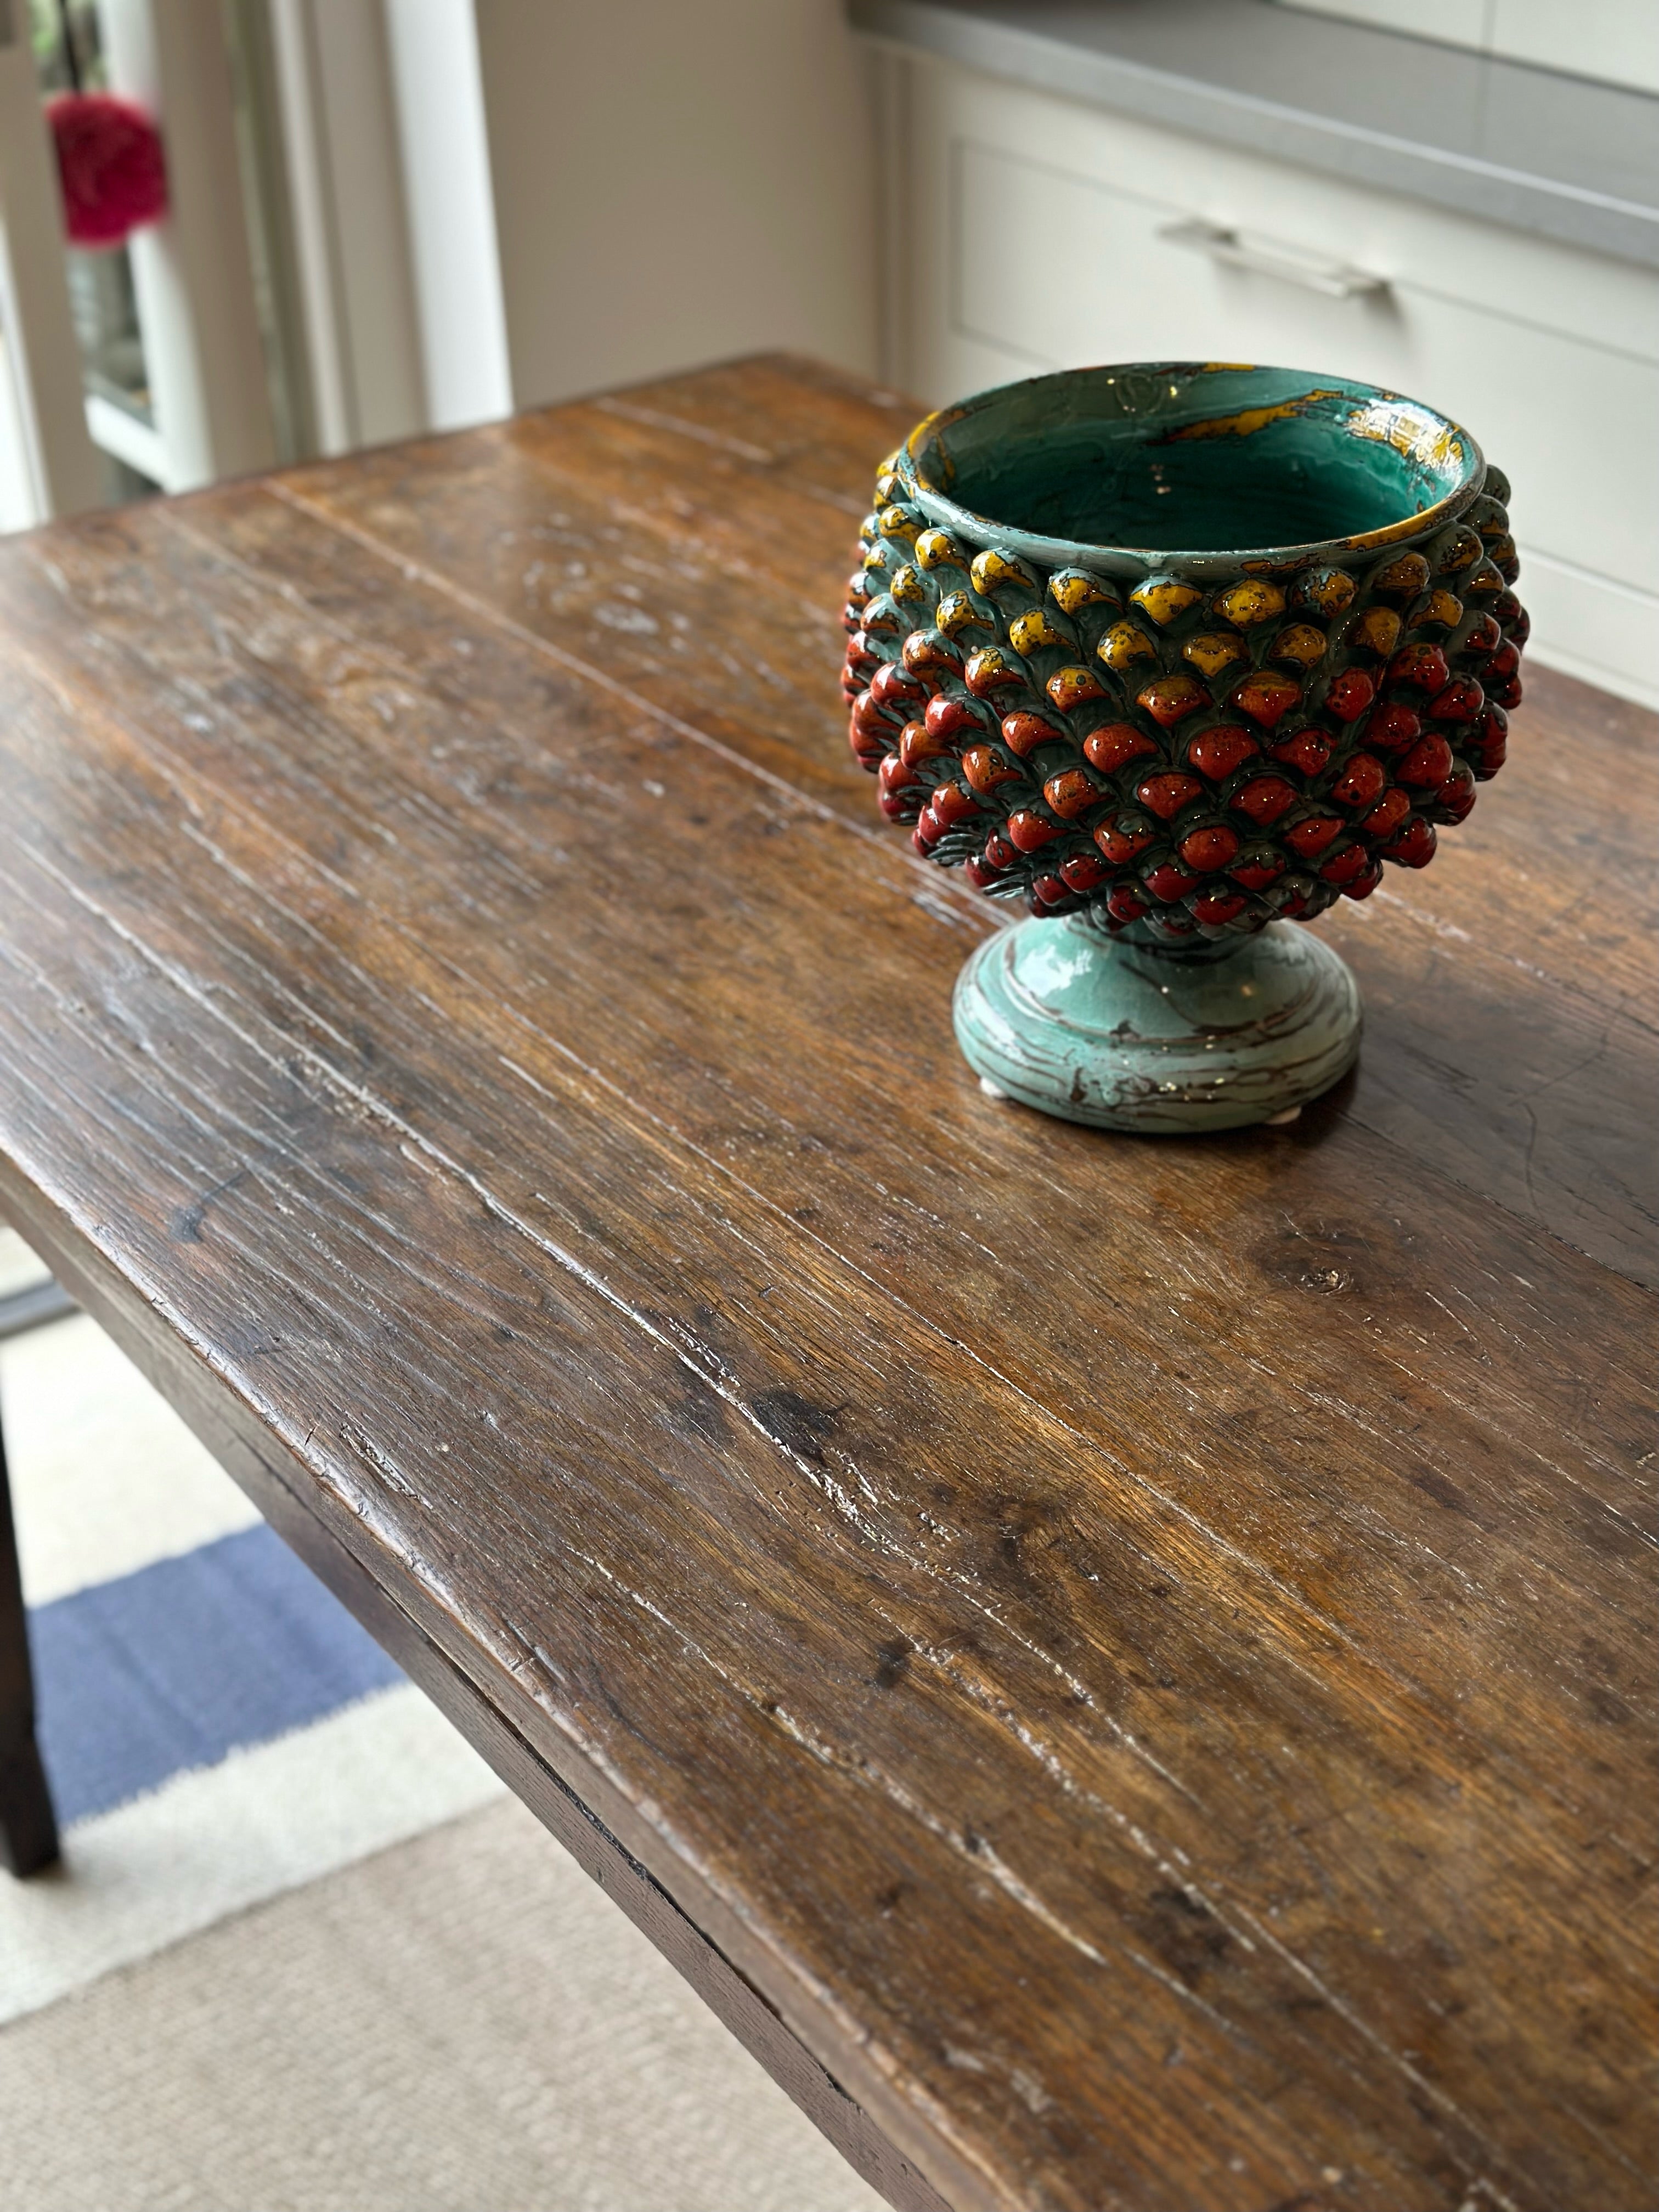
<box><xmin>841</xmin><ymin>364</ymin><xmax>1527</xmax><ymax>1132</ymax></box>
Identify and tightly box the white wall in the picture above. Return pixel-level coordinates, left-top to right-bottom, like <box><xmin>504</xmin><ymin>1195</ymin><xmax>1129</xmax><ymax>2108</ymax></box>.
<box><xmin>472</xmin><ymin>0</ymin><xmax>877</xmax><ymax>410</ymax></box>
<box><xmin>1275</xmin><ymin>0</ymin><xmax>1659</xmax><ymax>93</ymax></box>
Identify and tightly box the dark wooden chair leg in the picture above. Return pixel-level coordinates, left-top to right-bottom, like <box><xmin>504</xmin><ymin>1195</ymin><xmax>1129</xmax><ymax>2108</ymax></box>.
<box><xmin>0</xmin><ymin>1405</ymin><xmax>59</xmax><ymax>1876</ymax></box>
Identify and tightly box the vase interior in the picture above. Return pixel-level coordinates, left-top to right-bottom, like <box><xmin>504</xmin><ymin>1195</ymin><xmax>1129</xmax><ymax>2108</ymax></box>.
<box><xmin>906</xmin><ymin>364</ymin><xmax>1481</xmax><ymax>561</ymax></box>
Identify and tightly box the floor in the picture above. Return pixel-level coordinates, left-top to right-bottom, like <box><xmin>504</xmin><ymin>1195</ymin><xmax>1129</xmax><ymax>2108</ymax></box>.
<box><xmin>0</xmin><ymin>1229</ymin><xmax>884</xmax><ymax>2212</ymax></box>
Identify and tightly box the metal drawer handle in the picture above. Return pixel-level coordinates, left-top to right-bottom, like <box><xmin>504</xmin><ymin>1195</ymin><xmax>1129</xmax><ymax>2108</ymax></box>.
<box><xmin>1159</xmin><ymin>219</ymin><xmax>1388</xmax><ymax>301</ymax></box>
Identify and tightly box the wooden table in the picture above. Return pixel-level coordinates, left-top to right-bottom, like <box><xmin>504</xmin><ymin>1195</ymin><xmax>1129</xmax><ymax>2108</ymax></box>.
<box><xmin>0</xmin><ymin>356</ymin><xmax>1651</xmax><ymax>2212</ymax></box>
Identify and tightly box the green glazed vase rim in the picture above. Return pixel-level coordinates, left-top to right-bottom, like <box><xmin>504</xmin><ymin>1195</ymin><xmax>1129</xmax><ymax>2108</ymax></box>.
<box><xmin>894</xmin><ymin>360</ymin><xmax>1488</xmax><ymax>583</ymax></box>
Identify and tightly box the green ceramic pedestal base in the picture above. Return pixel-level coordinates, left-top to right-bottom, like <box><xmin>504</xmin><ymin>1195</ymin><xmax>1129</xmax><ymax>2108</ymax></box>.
<box><xmin>953</xmin><ymin>917</ymin><xmax>1361</xmax><ymax>1134</ymax></box>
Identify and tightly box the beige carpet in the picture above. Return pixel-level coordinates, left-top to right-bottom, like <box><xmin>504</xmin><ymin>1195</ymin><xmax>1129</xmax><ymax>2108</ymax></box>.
<box><xmin>0</xmin><ymin>1796</ymin><xmax>886</xmax><ymax>2212</ymax></box>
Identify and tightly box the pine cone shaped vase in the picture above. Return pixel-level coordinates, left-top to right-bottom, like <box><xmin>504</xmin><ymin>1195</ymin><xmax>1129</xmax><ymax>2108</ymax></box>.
<box><xmin>841</xmin><ymin>364</ymin><xmax>1527</xmax><ymax>1132</ymax></box>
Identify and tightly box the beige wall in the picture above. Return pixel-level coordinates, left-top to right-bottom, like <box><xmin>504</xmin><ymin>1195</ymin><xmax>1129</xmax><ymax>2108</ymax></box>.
<box><xmin>473</xmin><ymin>0</ymin><xmax>876</xmax><ymax>408</ymax></box>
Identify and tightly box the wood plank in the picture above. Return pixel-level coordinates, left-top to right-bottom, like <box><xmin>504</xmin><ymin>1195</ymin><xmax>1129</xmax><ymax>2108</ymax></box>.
<box><xmin>0</xmin><ymin>462</ymin><xmax>1654</xmax><ymax>2194</ymax></box>
<box><xmin>0</xmin><ymin>356</ymin><xmax>1650</xmax><ymax>2211</ymax></box>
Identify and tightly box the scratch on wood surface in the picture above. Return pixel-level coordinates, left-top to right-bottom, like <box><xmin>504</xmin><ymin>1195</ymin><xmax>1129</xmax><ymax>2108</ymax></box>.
<box><xmin>591</xmin><ymin>394</ymin><xmax>778</xmax><ymax>467</ymax></box>
<box><xmin>259</xmin><ymin>482</ymin><xmax>987</xmax><ymax>928</ymax></box>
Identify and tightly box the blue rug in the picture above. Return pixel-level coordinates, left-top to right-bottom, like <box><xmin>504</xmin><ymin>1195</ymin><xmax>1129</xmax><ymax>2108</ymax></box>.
<box><xmin>32</xmin><ymin>1525</ymin><xmax>404</xmax><ymax>1827</ymax></box>
<box><xmin>0</xmin><ymin>1303</ymin><xmax>505</xmax><ymax>2027</ymax></box>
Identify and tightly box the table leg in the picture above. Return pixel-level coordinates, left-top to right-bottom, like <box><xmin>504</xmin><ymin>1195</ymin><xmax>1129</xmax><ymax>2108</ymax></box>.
<box><xmin>0</xmin><ymin>1404</ymin><xmax>58</xmax><ymax>1876</ymax></box>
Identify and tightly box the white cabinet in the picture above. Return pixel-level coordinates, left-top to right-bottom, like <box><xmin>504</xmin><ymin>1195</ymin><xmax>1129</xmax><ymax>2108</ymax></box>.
<box><xmin>879</xmin><ymin>55</ymin><xmax>1659</xmax><ymax>709</ymax></box>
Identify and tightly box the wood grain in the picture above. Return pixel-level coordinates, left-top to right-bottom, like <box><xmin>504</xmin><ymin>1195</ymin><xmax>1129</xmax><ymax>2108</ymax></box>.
<box><xmin>0</xmin><ymin>355</ymin><xmax>1651</xmax><ymax>2212</ymax></box>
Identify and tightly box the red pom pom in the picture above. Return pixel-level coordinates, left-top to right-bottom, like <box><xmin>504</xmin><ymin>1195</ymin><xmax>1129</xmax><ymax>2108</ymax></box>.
<box><xmin>47</xmin><ymin>92</ymin><xmax>168</xmax><ymax>249</ymax></box>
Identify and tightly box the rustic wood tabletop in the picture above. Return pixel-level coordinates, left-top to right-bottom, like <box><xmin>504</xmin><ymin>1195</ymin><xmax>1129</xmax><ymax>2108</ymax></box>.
<box><xmin>0</xmin><ymin>356</ymin><xmax>1651</xmax><ymax>2212</ymax></box>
